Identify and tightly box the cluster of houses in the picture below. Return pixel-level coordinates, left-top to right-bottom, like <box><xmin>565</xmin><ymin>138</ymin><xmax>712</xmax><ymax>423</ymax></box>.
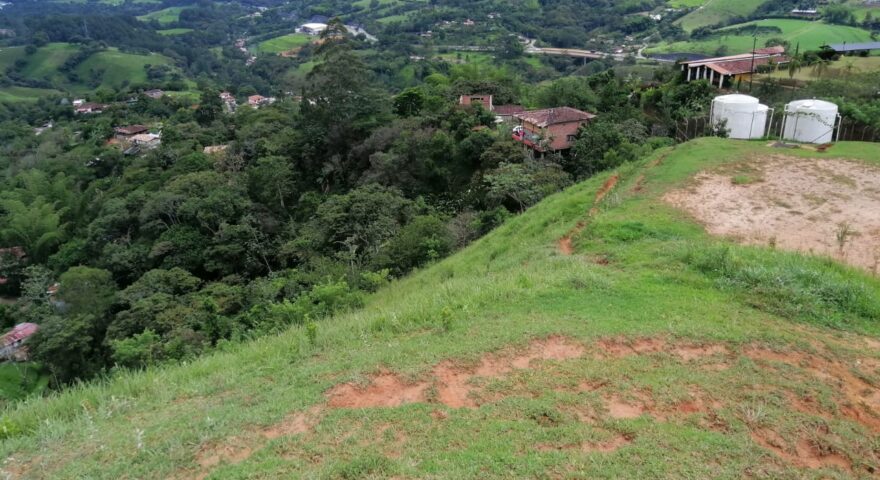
<box><xmin>235</xmin><ymin>38</ymin><xmax>257</xmax><ymax>66</ymax></box>
<box><xmin>218</xmin><ymin>91</ymin><xmax>276</xmax><ymax>111</ymax></box>
<box><xmin>114</xmin><ymin>125</ymin><xmax>161</xmax><ymax>153</ymax></box>
<box><xmin>72</xmin><ymin>89</ymin><xmax>168</xmax><ymax>115</ymax></box>
<box><xmin>459</xmin><ymin>94</ymin><xmax>597</xmax><ymax>153</ymax></box>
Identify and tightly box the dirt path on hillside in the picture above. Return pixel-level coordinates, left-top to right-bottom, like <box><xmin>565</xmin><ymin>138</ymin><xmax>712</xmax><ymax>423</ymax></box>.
<box><xmin>664</xmin><ymin>155</ymin><xmax>880</xmax><ymax>273</ymax></box>
<box><xmin>558</xmin><ymin>174</ymin><xmax>620</xmax><ymax>255</ymax></box>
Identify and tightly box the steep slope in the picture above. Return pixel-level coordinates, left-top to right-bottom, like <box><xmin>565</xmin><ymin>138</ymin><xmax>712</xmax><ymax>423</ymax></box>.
<box><xmin>2</xmin><ymin>138</ymin><xmax>880</xmax><ymax>479</ymax></box>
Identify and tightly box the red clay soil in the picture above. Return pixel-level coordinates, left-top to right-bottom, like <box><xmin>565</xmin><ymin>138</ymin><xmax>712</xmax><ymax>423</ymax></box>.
<box><xmin>327</xmin><ymin>372</ymin><xmax>429</xmax><ymax>408</ymax></box>
<box><xmin>750</xmin><ymin>429</ymin><xmax>853</xmax><ymax>472</ymax></box>
<box><xmin>326</xmin><ymin>336</ymin><xmax>585</xmax><ymax>409</ymax></box>
<box><xmin>594</xmin><ymin>337</ymin><xmax>730</xmax><ymax>363</ymax></box>
<box><xmin>744</xmin><ymin>346</ymin><xmax>880</xmax><ymax>433</ymax></box>
<box><xmin>605</xmin><ymin>395</ymin><xmax>647</xmax><ymax>419</ymax></box>
<box><xmin>260</xmin><ymin>406</ymin><xmax>324</xmax><ymax>440</ymax></box>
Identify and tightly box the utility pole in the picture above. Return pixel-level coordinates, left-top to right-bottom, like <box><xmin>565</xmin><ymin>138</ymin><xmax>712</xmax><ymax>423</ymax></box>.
<box><xmin>748</xmin><ymin>34</ymin><xmax>757</xmax><ymax>91</ymax></box>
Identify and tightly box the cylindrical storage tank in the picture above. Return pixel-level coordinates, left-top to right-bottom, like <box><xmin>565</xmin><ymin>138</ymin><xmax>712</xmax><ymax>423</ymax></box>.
<box><xmin>782</xmin><ymin>99</ymin><xmax>838</xmax><ymax>144</ymax></box>
<box><xmin>710</xmin><ymin>94</ymin><xmax>767</xmax><ymax>139</ymax></box>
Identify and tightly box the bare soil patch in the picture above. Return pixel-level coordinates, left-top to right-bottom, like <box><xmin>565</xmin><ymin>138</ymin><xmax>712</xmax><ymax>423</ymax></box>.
<box><xmin>744</xmin><ymin>345</ymin><xmax>880</xmax><ymax>432</ymax></box>
<box><xmin>327</xmin><ymin>336</ymin><xmax>586</xmax><ymax>409</ymax></box>
<box><xmin>594</xmin><ymin>336</ymin><xmax>731</xmax><ymax>363</ymax></box>
<box><xmin>196</xmin><ymin>439</ymin><xmax>253</xmax><ymax>469</ymax></box>
<box><xmin>261</xmin><ymin>406</ymin><xmax>324</xmax><ymax>440</ymax></box>
<box><xmin>327</xmin><ymin>372</ymin><xmax>429</xmax><ymax>408</ymax></box>
<box><xmin>664</xmin><ymin>155</ymin><xmax>880</xmax><ymax>272</ymax></box>
<box><xmin>605</xmin><ymin>394</ymin><xmax>647</xmax><ymax>419</ymax></box>
<box><xmin>750</xmin><ymin>428</ymin><xmax>852</xmax><ymax>472</ymax></box>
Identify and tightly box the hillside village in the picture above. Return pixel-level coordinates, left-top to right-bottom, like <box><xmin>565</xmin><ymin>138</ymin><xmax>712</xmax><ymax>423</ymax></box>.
<box><xmin>0</xmin><ymin>0</ymin><xmax>879</xmax><ymax>478</ymax></box>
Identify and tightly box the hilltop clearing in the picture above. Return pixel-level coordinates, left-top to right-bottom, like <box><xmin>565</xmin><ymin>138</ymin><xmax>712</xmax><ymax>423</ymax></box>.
<box><xmin>665</xmin><ymin>153</ymin><xmax>880</xmax><ymax>273</ymax></box>
<box><xmin>2</xmin><ymin>138</ymin><xmax>880</xmax><ymax>479</ymax></box>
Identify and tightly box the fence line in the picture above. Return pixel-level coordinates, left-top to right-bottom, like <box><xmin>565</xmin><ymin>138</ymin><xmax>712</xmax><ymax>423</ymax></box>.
<box><xmin>672</xmin><ymin>116</ymin><xmax>880</xmax><ymax>143</ymax></box>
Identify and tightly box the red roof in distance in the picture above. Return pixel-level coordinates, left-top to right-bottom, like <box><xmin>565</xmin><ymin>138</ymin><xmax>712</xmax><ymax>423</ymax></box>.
<box><xmin>514</xmin><ymin>107</ymin><xmax>596</xmax><ymax>127</ymax></box>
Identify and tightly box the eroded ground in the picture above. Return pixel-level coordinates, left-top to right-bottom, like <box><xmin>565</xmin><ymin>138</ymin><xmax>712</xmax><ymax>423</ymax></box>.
<box><xmin>172</xmin><ymin>335</ymin><xmax>880</xmax><ymax>479</ymax></box>
<box><xmin>664</xmin><ymin>155</ymin><xmax>880</xmax><ymax>272</ymax></box>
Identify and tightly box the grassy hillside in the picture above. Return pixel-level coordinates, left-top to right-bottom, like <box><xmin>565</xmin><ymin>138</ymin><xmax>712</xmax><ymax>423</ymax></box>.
<box><xmin>651</xmin><ymin>19</ymin><xmax>875</xmax><ymax>55</ymax></box>
<box><xmin>2</xmin><ymin>138</ymin><xmax>880</xmax><ymax>478</ymax></box>
<box><xmin>136</xmin><ymin>6</ymin><xmax>189</xmax><ymax>25</ymax></box>
<box><xmin>675</xmin><ymin>0</ymin><xmax>767</xmax><ymax>32</ymax></box>
<box><xmin>256</xmin><ymin>33</ymin><xmax>312</xmax><ymax>54</ymax></box>
<box><xmin>73</xmin><ymin>49</ymin><xmax>172</xmax><ymax>91</ymax></box>
<box><xmin>0</xmin><ymin>43</ymin><xmax>176</xmax><ymax>99</ymax></box>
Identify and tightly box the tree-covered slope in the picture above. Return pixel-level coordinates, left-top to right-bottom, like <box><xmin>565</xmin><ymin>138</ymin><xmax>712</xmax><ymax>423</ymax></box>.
<box><xmin>2</xmin><ymin>138</ymin><xmax>880</xmax><ymax>478</ymax></box>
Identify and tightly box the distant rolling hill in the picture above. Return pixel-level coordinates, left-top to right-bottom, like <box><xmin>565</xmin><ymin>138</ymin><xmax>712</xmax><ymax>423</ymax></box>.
<box><xmin>0</xmin><ymin>42</ymin><xmax>177</xmax><ymax>100</ymax></box>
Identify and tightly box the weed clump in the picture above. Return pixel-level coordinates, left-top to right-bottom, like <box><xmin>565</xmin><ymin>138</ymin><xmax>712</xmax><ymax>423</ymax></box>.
<box><xmin>683</xmin><ymin>243</ymin><xmax>880</xmax><ymax>331</ymax></box>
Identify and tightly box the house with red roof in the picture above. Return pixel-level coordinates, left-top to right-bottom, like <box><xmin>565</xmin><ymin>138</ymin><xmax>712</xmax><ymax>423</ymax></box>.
<box><xmin>512</xmin><ymin>107</ymin><xmax>596</xmax><ymax>152</ymax></box>
<box><xmin>678</xmin><ymin>46</ymin><xmax>788</xmax><ymax>88</ymax></box>
<box><xmin>0</xmin><ymin>323</ymin><xmax>39</xmax><ymax>361</ymax></box>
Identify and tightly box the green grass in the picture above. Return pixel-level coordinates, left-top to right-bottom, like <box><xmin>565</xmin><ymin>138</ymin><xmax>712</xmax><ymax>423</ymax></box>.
<box><xmin>72</xmin><ymin>49</ymin><xmax>173</xmax><ymax>92</ymax></box>
<box><xmin>377</xmin><ymin>13</ymin><xmax>409</xmax><ymax>24</ymax></box>
<box><xmin>256</xmin><ymin>33</ymin><xmax>312</xmax><ymax>54</ymax></box>
<box><xmin>0</xmin><ymin>364</ymin><xmax>48</xmax><ymax>405</ymax></box>
<box><xmin>675</xmin><ymin>0</ymin><xmax>767</xmax><ymax>32</ymax></box>
<box><xmin>438</xmin><ymin>52</ymin><xmax>495</xmax><ymax>65</ymax></box>
<box><xmin>0</xmin><ymin>43</ymin><xmax>175</xmax><ymax>97</ymax></box>
<box><xmin>18</xmin><ymin>43</ymin><xmax>80</xmax><ymax>81</ymax></box>
<box><xmin>2</xmin><ymin>138</ymin><xmax>880</xmax><ymax>478</ymax></box>
<box><xmin>767</xmin><ymin>56</ymin><xmax>880</xmax><ymax>81</ymax></box>
<box><xmin>0</xmin><ymin>86</ymin><xmax>63</xmax><ymax>102</ymax></box>
<box><xmin>652</xmin><ymin>19</ymin><xmax>875</xmax><ymax>55</ymax></box>
<box><xmin>667</xmin><ymin>0</ymin><xmax>708</xmax><ymax>7</ymax></box>
<box><xmin>157</xmin><ymin>28</ymin><xmax>193</xmax><ymax>36</ymax></box>
<box><xmin>136</xmin><ymin>6</ymin><xmax>189</xmax><ymax>25</ymax></box>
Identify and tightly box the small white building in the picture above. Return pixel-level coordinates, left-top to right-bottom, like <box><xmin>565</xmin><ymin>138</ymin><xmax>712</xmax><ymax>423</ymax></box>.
<box><xmin>131</xmin><ymin>133</ymin><xmax>162</xmax><ymax>149</ymax></box>
<box><xmin>300</xmin><ymin>23</ymin><xmax>328</xmax><ymax>35</ymax></box>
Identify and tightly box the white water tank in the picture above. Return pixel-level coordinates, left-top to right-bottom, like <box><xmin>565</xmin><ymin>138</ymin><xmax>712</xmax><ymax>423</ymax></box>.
<box><xmin>781</xmin><ymin>99</ymin><xmax>839</xmax><ymax>144</ymax></box>
<box><xmin>710</xmin><ymin>94</ymin><xmax>769</xmax><ymax>139</ymax></box>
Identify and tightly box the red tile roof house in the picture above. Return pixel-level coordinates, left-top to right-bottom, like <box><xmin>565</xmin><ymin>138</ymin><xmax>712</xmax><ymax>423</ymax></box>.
<box><xmin>678</xmin><ymin>46</ymin><xmax>788</xmax><ymax>88</ymax></box>
<box><xmin>0</xmin><ymin>323</ymin><xmax>39</xmax><ymax>361</ymax></box>
<box><xmin>114</xmin><ymin>125</ymin><xmax>150</xmax><ymax>140</ymax></box>
<box><xmin>512</xmin><ymin>107</ymin><xmax>596</xmax><ymax>153</ymax></box>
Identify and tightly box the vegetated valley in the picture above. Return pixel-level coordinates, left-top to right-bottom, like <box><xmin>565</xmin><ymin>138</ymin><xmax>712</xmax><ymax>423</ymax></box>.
<box><xmin>0</xmin><ymin>0</ymin><xmax>879</xmax><ymax>477</ymax></box>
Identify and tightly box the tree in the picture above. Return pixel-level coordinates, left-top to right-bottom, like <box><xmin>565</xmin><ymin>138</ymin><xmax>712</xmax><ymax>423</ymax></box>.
<box><xmin>484</xmin><ymin>160</ymin><xmax>572</xmax><ymax>212</ymax></box>
<box><xmin>384</xmin><ymin>215</ymin><xmax>454</xmax><ymax>273</ymax></box>
<box><xmin>824</xmin><ymin>5</ymin><xmax>855</xmax><ymax>25</ymax></box>
<box><xmin>0</xmin><ymin>197</ymin><xmax>66</xmax><ymax>262</ymax></box>
<box><xmin>497</xmin><ymin>35</ymin><xmax>524</xmax><ymax>60</ymax></box>
<box><xmin>392</xmin><ymin>88</ymin><xmax>425</xmax><ymax>117</ymax></box>
<box><xmin>57</xmin><ymin>266</ymin><xmax>117</xmax><ymax>318</ymax></box>
<box><xmin>194</xmin><ymin>87</ymin><xmax>222</xmax><ymax>125</ymax></box>
<box><xmin>569</xmin><ymin>119</ymin><xmax>647</xmax><ymax>178</ymax></box>
<box><xmin>30</xmin><ymin>314</ymin><xmax>104</xmax><ymax>385</ymax></box>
